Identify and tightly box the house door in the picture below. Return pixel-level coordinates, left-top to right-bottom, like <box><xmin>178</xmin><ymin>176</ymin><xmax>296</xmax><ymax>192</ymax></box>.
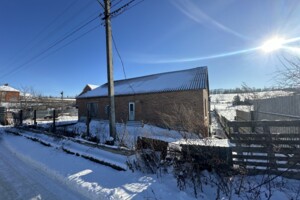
<box><xmin>128</xmin><ymin>102</ymin><xmax>135</xmax><ymax>121</ymax></box>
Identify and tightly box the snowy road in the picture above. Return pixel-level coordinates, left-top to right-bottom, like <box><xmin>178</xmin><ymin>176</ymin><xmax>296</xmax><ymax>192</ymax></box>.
<box><xmin>0</xmin><ymin>136</ymin><xmax>89</xmax><ymax>200</ymax></box>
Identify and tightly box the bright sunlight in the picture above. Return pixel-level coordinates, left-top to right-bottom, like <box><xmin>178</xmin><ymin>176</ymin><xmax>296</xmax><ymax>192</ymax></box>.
<box><xmin>261</xmin><ymin>36</ymin><xmax>285</xmax><ymax>53</ymax></box>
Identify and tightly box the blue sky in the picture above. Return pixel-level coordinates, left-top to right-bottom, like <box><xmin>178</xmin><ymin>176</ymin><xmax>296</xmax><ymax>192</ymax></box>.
<box><xmin>1</xmin><ymin>0</ymin><xmax>300</xmax><ymax>97</ymax></box>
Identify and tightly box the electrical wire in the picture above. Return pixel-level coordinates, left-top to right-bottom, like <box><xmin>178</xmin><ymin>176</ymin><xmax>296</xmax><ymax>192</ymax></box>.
<box><xmin>112</xmin><ymin>32</ymin><xmax>136</xmax><ymax>94</ymax></box>
<box><xmin>112</xmin><ymin>34</ymin><xmax>127</xmax><ymax>79</ymax></box>
<box><xmin>2</xmin><ymin>0</ymin><xmax>79</xmax><ymax>70</ymax></box>
<box><xmin>111</xmin><ymin>0</ymin><xmax>145</xmax><ymax>19</ymax></box>
<box><xmin>2</xmin><ymin>0</ymin><xmax>145</xmax><ymax>79</ymax></box>
<box><xmin>111</xmin><ymin>0</ymin><xmax>124</xmax><ymax>9</ymax></box>
<box><xmin>1</xmin><ymin>0</ymin><xmax>95</xmax><ymax>75</ymax></box>
<box><xmin>95</xmin><ymin>0</ymin><xmax>105</xmax><ymax>9</ymax></box>
<box><xmin>0</xmin><ymin>14</ymin><xmax>102</xmax><ymax>79</ymax></box>
<box><xmin>109</xmin><ymin>0</ymin><xmax>135</xmax><ymax>18</ymax></box>
<box><xmin>28</xmin><ymin>25</ymin><xmax>101</xmax><ymax>70</ymax></box>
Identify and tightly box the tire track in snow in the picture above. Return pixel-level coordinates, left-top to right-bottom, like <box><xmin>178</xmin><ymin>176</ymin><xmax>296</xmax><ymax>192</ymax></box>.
<box><xmin>0</xmin><ymin>135</ymin><xmax>90</xmax><ymax>200</ymax></box>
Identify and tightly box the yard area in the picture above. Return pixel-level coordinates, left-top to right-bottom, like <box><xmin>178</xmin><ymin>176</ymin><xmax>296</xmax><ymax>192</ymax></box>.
<box><xmin>0</xmin><ymin>90</ymin><xmax>299</xmax><ymax>199</ymax></box>
<box><xmin>1</xmin><ymin>113</ymin><xmax>300</xmax><ymax>199</ymax></box>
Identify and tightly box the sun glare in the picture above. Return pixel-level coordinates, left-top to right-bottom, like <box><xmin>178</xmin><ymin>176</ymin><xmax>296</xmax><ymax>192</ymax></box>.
<box><xmin>261</xmin><ymin>37</ymin><xmax>285</xmax><ymax>53</ymax></box>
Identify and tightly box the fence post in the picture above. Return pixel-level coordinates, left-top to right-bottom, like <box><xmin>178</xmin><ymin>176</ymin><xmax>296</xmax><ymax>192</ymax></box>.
<box><xmin>250</xmin><ymin>111</ymin><xmax>255</xmax><ymax>132</ymax></box>
<box><xmin>34</xmin><ymin>110</ymin><xmax>37</xmax><ymax>127</ymax></box>
<box><xmin>19</xmin><ymin>110</ymin><xmax>23</xmax><ymax>126</ymax></box>
<box><xmin>233</xmin><ymin>124</ymin><xmax>243</xmax><ymax>165</ymax></box>
<box><xmin>52</xmin><ymin>110</ymin><xmax>56</xmax><ymax>133</ymax></box>
<box><xmin>263</xmin><ymin>124</ymin><xmax>276</xmax><ymax>171</ymax></box>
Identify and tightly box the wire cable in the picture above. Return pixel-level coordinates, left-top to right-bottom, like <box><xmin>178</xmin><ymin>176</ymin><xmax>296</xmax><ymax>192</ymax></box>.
<box><xmin>111</xmin><ymin>0</ymin><xmax>145</xmax><ymax>19</ymax></box>
<box><xmin>0</xmin><ymin>14</ymin><xmax>102</xmax><ymax>79</ymax></box>
<box><xmin>1</xmin><ymin>0</ymin><xmax>95</xmax><ymax>75</ymax></box>
<box><xmin>28</xmin><ymin>25</ymin><xmax>101</xmax><ymax>70</ymax></box>
<box><xmin>1</xmin><ymin>0</ymin><xmax>79</xmax><ymax>70</ymax></box>
<box><xmin>112</xmin><ymin>34</ymin><xmax>127</xmax><ymax>79</ymax></box>
<box><xmin>111</xmin><ymin>31</ymin><xmax>136</xmax><ymax>94</ymax></box>
<box><xmin>111</xmin><ymin>0</ymin><xmax>124</xmax><ymax>9</ymax></box>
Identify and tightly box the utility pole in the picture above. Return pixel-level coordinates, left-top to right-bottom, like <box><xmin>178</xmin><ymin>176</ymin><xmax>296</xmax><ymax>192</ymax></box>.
<box><xmin>104</xmin><ymin>0</ymin><xmax>117</xmax><ymax>141</ymax></box>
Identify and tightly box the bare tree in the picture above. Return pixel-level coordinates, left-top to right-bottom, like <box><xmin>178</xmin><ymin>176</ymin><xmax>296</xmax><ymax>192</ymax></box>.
<box><xmin>19</xmin><ymin>86</ymin><xmax>44</xmax><ymax>111</ymax></box>
<box><xmin>159</xmin><ymin>103</ymin><xmax>208</xmax><ymax>139</ymax></box>
<box><xmin>274</xmin><ymin>55</ymin><xmax>300</xmax><ymax>91</ymax></box>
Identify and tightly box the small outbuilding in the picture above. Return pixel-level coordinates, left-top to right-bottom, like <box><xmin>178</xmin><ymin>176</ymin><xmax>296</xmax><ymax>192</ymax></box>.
<box><xmin>76</xmin><ymin>66</ymin><xmax>210</xmax><ymax>137</ymax></box>
<box><xmin>79</xmin><ymin>84</ymin><xmax>99</xmax><ymax>96</ymax></box>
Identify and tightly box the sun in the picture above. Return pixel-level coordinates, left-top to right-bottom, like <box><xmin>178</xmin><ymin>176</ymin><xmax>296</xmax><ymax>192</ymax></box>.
<box><xmin>261</xmin><ymin>37</ymin><xmax>285</xmax><ymax>53</ymax></box>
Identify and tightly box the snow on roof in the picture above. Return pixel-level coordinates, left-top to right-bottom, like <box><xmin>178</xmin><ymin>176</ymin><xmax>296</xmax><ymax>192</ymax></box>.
<box><xmin>87</xmin><ymin>84</ymin><xmax>99</xmax><ymax>90</ymax></box>
<box><xmin>0</xmin><ymin>85</ymin><xmax>19</xmax><ymax>92</ymax></box>
<box><xmin>78</xmin><ymin>66</ymin><xmax>208</xmax><ymax>98</ymax></box>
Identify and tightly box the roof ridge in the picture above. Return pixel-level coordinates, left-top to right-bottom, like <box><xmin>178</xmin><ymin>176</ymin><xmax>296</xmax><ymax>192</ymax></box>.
<box><xmin>102</xmin><ymin>66</ymin><xmax>207</xmax><ymax>87</ymax></box>
<box><xmin>77</xmin><ymin>66</ymin><xmax>208</xmax><ymax>98</ymax></box>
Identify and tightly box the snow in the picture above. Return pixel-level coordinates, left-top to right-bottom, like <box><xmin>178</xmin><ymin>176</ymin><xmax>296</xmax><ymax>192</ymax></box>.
<box><xmin>87</xmin><ymin>84</ymin><xmax>99</xmax><ymax>90</ymax></box>
<box><xmin>24</xmin><ymin>116</ymin><xmax>78</xmax><ymax>126</ymax></box>
<box><xmin>210</xmin><ymin>91</ymin><xmax>293</xmax><ymax>121</ymax></box>
<box><xmin>78</xmin><ymin>67</ymin><xmax>208</xmax><ymax>98</ymax></box>
<box><xmin>0</xmin><ymin>129</ymin><xmax>199</xmax><ymax>200</ymax></box>
<box><xmin>210</xmin><ymin>90</ymin><xmax>293</xmax><ymax>103</ymax></box>
<box><xmin>0</xmin><ymin>85</ymin><xmax>19</xmax><ymax>92</ymax></box>
<box><xmin>0</xmin><ymin>134</ymin><xmax>90</xmax><ymax>199</ymax></box>
<box><xmin>68</xmin><ymin>120</ymin><xmax>232</xmax><ymax>148</ymax></box>
<box><xmin>18</xmin><ymin>130</ymin><xmax>128</xmax><ymax>170</ymax></box>
<box><xmin>0</xmin><ymin>125</ymin><xmax>299</xmax><ymax>199</ymax></box>
<box><xmin>171</xmin><ymin>138</ymin><xmax>231</xmax><ymax>147</ymax></box>
<box><xmin>71</xmin><ymin>121</ymin><xmax>186</xmax><ymax>148</ymax></box>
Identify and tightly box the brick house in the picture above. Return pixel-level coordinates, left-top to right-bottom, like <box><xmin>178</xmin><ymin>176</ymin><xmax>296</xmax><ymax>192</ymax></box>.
<box><xmin>0</xmin><ymin>84</ymin><xmax>20</xmax><ymax>106</ymax></box>
<box><xmin>76</xmin><ymin>67</ymin><xmax>210</xmax><ymax>136</ymax></box>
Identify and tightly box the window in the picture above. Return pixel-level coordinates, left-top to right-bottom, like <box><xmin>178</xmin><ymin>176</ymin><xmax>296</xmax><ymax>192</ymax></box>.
<box><xmin>0</xmin><ymin>92</ymin><xmax>6</xmax><ymax>102</ymax></box>
<box><xmin>87</xmin><ymin>102</ymin><xmax>98</xmax><ymax>118</ymax></box>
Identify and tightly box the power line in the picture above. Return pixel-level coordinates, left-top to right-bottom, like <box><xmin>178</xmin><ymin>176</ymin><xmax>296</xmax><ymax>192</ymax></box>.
<box><xmin>111</xmin><ymin>0</ymin><xmax>124</xmax><ymax>9</ymax></box>
<box><xmin>1</xmin><ymin>0</ymin><xmax>145</xmax><ymax>79</ymax></box>
<box><xmin>95</xmin><ymin>0</ymin><xmax>105</xmax><ymax>9</ymax></box>
<box><xmin>111</xmin><ymin>33</ymin><xmax>127</xmax><ymax>79</ymax></box>
<box><xmin>0</xmin><ymin>14</ymin><xmax>102</xmax><ymax>79</ymax></box>
<box><xmin>1</xmin><ymin>0</ymin><xmax>79</xmax><ymax>70</ymax></box>
<box><xmin>1</xmin><ymin>0</ymin><xmax>95</xmax><ymax>75</ymax></box>
<box><xmin>26</xmin><ymin>25</ymin><xmax>101</xmax><ymax>72</ymax></box>
<box><xmin>111</xmin><ymin>0</ymin><xmax>145</xmax><ymax>19</ymax></box>
<box><xmin>109</xmin><ymin>0</ymin><xmax>135</xmax><ymax>18</ymax></box>
<box><xmin>111</xmin><ymin>32</ymin><xmax>136</xmax><ymax>94</ymax></box>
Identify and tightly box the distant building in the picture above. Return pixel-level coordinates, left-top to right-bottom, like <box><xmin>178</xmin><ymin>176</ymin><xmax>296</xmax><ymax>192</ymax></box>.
<box><xmin>76</xmin><ymin>67</ymin><xmax>210</xmax><ymax>137</ymax></box>
<box><xmin>0</xmin><ymin>84</ymin><xmax>20</xmax><ymax>107</ymax></box>
<box><xmin>79</xmin><ymin>84</ymin><xmax>99</xmax><ymax>96</ymax></box>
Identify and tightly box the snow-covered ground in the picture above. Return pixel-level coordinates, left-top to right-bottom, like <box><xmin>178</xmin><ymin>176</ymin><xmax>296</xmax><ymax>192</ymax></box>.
<box><xmin>210</xmin><ymin>90</ymin><xmax>293</xmax><ymax>121</ymax></box>
<box><xmin>0</xmin><ymin>137</ymin><xmax>89</xmax><ymax>200</ymax></box>
<box><xmin>0</xmin><ymin>90</ymin><xmax>298</xmax><ymax>199</ymax></box>
<box><xmin>0</xmin><ymin>129</ymin><xmax>196</xmax><ymax>199</ymax></box>
<box><xmin>1</xmin><ymin>128</ymin><xmax>299</xmax><ymax>200</ymax></box>
<box><xmin>210</xmin><ymin>90</ymin><xmax>293</xmax><ymax>103</ymax></box>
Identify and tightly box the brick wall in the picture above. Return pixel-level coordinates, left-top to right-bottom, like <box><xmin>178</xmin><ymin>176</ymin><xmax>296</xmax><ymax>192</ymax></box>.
<box><xmin>0</xmin><ymin>91</ymin><xmax>20</xmax><ymax>102</ymax></box>
<box><xmin>76</xmin><ymin>89</ymin><xmax>209</xmax><ymax>136</ymax></box>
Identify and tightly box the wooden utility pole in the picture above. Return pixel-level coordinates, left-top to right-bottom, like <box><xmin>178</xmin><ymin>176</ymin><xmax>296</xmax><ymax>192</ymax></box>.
<box><xmin>104</xmin><ymin>0</ymin><xmax>117</xmax><ymax>141</ymax></box>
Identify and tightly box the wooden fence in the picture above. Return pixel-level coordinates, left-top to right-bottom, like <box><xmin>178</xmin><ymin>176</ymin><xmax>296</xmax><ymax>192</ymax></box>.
<box><xmin>252</xmin><ymin>94</ymin><xmax>300</xmax><ymax>121</ymax></box>
<box><xmin>228</xmin><ymin>120</ymin><xmax>300</xmax><ymax>179</ymax></box>
<box><xmin>214</xmin><ymin>110</ymin><xmax>230</xmax><ymax>137</ymax></box>
<box><xmin>137</xmin><ymin>136</ymin><xmax>233</xmax><ymax>171</ymax></box>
